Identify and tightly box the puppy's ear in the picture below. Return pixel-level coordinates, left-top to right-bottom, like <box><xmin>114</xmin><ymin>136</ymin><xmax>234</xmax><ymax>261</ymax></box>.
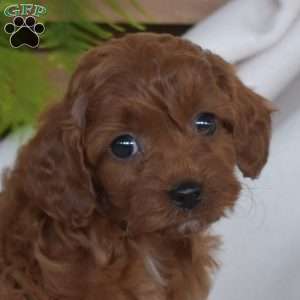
<box><xmin>17</xmin><ymin>97</ymin><xmax>95</xmax><ymax>228</ymax></box>
<box><xmin>232</xmin><ymin>79</ymin><xmax>274</xmax><ymax>178</ymax></box>
<box><xmin>205</xmin><ymin>51</ymin><xmax>275</xmax><ymax>178</ymax></box>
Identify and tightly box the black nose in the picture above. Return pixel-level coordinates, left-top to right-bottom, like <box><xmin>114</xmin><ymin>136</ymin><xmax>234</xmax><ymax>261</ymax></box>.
<box><xmin>168</xmin><ymin>181</ymin><xmax>202</xmax><ymax>210</ymax></box>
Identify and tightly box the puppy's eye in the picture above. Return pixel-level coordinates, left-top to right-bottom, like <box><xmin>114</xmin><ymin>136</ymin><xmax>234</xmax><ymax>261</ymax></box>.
<box><xmin>110</xmin><ymin>134</ymin><xmax>139</xmax><ymax>159</ymax></box>
<box><xmin>195</xmin><ymin>113</ymin><xmax>217</xmax><ymax>136</ymax></box>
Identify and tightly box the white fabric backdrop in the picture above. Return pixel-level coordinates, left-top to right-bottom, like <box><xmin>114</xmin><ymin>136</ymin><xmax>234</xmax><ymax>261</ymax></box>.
<box><xmin>185</xmin><ymin>0</ymin><xmax>300</xmax><ymax>100</ymax></box>
<box><xmin>184</xmin><ymin>0</ymin><xmax>300</xmax><ymax>299</ymax></box>
<box><xmin>0</xmin><ymin>1</ymin><xmax>300</xmax><ymax>299</ymax></box>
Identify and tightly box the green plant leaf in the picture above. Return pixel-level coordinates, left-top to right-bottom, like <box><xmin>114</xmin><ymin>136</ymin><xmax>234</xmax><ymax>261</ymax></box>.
<box><xmin>0</xmin><ymin>0</ymin><xmax>145</xmax><ymax>136</ymax></box>
<box><xmin>103</xmin><ymin>0</ymin><xmax>145</xmax><ymax>30</ymax></box>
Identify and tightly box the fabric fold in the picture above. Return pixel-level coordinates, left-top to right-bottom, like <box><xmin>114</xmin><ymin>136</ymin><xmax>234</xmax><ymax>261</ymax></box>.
<box><xmin>184</xmin><ymin>0</ymin><xmax>300</xmax><ymax>100</ymax></box>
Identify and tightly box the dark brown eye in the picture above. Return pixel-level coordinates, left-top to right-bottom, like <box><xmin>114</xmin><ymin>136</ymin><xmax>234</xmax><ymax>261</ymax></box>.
<box><xmin>195</xmin><ymin>113</ymin><xmax>217</xmax><ymax>136</ymax></box>
<box><xmin>110</xmin><ymin>134</ymin><xmax>139</xmax><ymax>159</ymax></box>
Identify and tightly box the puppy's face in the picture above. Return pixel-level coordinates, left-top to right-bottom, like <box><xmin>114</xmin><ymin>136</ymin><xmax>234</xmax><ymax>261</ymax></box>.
<box><xmin>89</xmin><ymin>91</ymin><xmax>239</xmax><ymax>235</ymax></box>
<box><xmin>63</xmin><ymin>33</ymin><xmax>273</xmax><ymax>235</ymax></box>
<box><xmin>83</xmin><ymin>60</ymin><xmax>239</xmax><ymax>234</ymax></box>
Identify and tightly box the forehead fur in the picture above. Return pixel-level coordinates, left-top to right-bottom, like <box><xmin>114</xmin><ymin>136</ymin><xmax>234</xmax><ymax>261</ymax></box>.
<box><xmin>70</xmin><ymin>33</ymin><xmax>218</xmax><ymax>98</ymax></box>
<box><xmin>69</xmin><ymin>33</ymin><xmax>233</xmax><ymax>136</ymax></box>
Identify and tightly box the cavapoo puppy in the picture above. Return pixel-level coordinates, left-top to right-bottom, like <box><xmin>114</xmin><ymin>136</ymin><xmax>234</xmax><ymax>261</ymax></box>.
<box><xmin>0</xmin><ymin>33</ymin><xmax>273</xmax><ymax>300</ymax></box>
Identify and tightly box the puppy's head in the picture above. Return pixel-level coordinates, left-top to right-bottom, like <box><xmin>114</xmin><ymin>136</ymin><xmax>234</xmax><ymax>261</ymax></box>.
<box><xmin>22</xmin><ymin>33</ymin><xmax>273</xmax><ymax>236</ymax></box>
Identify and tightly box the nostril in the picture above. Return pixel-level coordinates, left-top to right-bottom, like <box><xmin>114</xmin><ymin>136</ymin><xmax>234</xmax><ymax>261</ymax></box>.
<box><xmin>168</xmin><ymin>181</ymin><xmax>202</xmax><ymax>210</ymax></box>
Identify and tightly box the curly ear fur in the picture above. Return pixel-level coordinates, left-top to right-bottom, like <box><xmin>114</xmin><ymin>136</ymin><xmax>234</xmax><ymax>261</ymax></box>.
<box><xmin>0</xmin><ymin>95</ymin><xmax>96</xmax><ymax>299</ymax></box>
<box><xmin>19</xmin><ymin>99</ymin><xmax>96</xmax><ymax>227</ymax></box>
<box><xmin>205</xmin><ymin>51</ymin><xmax>274</xmax><ymax>178</ymax></box>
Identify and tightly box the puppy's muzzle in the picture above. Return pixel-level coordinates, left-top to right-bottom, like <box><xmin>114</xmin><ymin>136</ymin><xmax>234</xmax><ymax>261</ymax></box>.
<box><xmin>168</xmin><ymin>181</ymin><xmax>202</xmax><ymax>210</ymax></box>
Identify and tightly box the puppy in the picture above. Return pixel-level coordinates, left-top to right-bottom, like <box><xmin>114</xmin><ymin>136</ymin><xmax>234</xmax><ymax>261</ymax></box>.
<box><xmin>0</xmin><ymin>33</ymin><xmax>273</xmax><ymax>300</ymax></box>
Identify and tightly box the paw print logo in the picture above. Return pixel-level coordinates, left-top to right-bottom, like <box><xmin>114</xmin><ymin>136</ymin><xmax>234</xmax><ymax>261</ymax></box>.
<box><xmin>4</xmin><ymin>16</ymin><xmax>45</xmax><ymax>48</ymax></box>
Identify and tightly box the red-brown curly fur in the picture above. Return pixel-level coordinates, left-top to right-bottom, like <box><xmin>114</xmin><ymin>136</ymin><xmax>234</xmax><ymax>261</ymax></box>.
<box><xmin>0</xmin><ymin>33</ymin><xmax>273</xmax><ymax>300</ymax></box>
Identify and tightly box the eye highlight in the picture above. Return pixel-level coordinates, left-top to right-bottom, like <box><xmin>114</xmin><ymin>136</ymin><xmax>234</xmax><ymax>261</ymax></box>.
<box><xmin>195</xmin><ymin>113</ymin><xmax>217</xmax><ymax>136</ymax></box>
<box><xmin>110</xmin><ymin>134</ymin><xmax>139</xmax><ymax>159</ymax></box>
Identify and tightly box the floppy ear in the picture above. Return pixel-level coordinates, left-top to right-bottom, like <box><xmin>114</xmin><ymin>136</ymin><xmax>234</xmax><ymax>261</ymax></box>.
<box><xmin>205</xmin><ymin>51</ymin><xmax>275</xmax><ymax>178</ymax></box>
<box><xmin>17</xmin><ymin>96</ymin><xmax>96</xmax><ymax>228</ymax></box>
<box><xmin>232</xmin><ymin>80</ymin><xmax>274</xmax><ymax>178</ymax></box>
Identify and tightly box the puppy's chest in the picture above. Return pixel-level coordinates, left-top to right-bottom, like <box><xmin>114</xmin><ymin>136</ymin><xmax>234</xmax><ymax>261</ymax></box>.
<box><xmin>101</xmin><ymin>248</ymin><xmax>210</xmax><ymax>300</ymax></box>
<box><xmin>86</xmin><ymin>232</ymin><xmax>217</xmax><ymax>300</ymax></box>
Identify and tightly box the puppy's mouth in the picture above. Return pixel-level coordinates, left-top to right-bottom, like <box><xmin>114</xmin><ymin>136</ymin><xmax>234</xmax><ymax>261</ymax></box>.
<box><xmin>177</xmin><ymin>219</ymin><xmax>202</xmax><ymax>234</ymax></box>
